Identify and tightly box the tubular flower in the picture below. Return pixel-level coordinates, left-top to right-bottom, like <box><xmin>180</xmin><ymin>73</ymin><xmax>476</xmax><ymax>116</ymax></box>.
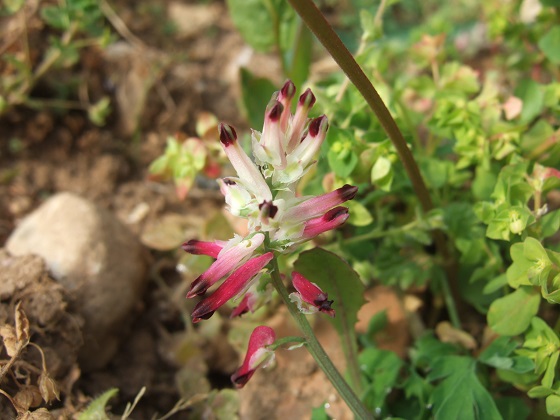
<box><xmin>191</xmin><ymin>252</ymin><xmax>273</xmax><ymax>323</ymax></box>
<box><xmin>187</xmin><ymin>234</ymin><xmax>265</xmax><ymax>298</ymax></box>
<box><xmin>231</xmin><ymin>326</ymin><xmax>276</xmax><ymax>388</ymax></box>
<box><xmin>289</xmin><ymin>272</ymin><xmax>335</xmax><ymax>317</ymax></box>
<box><xmin>183</xmin><ymin>81</ymin><xmax>357</xmax><ymax>321</ymax></box>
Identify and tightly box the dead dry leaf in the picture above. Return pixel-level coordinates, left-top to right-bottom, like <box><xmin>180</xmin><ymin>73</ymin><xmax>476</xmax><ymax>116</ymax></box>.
<box><xmin>15</xmin><ymin>302</ymin><xmax>30</xmax><ymax>345</ymax></box>
<box><xmin>38</xmin><ymin>371</ymin><xmax>60</xmax><ymax>403</ymax></box>
<box><xmin>0</xmin><ymin>324</ymin><xmax>18</xmax><ymax>357</ymax></box>
<box><xmin>435</xmin><ymin>321</ymin><xmax>477</xmax><ymax>350</ymax></box>
<box><xmin>14</xmin><ymin>386</ymin><xmax>43</xmax><ymax>411</ymax></box>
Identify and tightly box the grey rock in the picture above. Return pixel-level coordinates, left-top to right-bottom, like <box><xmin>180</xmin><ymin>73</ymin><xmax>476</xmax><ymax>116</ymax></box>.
<box><xmin>6</xmin><ymin>192</ymin><xmax>148</xmax><ymax>371</ymax></box>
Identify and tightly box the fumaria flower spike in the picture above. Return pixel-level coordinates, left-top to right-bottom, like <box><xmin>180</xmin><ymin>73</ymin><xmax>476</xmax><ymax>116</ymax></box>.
<box><xmin>182</xmin><ymin>81</ymin><xmax>357</xmax><ymax>385</ymax></box>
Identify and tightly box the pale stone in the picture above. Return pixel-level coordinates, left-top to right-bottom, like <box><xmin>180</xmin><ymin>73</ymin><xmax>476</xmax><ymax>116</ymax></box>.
<box><xmin>6</xmin><ymin>193</ymin><xmax>148</xmax><ymax>371</ymax></box>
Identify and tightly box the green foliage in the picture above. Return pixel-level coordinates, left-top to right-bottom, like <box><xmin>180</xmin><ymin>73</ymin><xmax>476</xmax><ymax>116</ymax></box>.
<box><xmin>77</xmin><ymin>388</ymin><xmax>118</xmax><ymax>420</ymax></box>
<box><xmin>226</xmin><ymin>0</ymin><xmax>313</xmax><ymax>126</ymax></box>
<box><xmin>487</xmin><ymin>287</ymin><xmax>540</xmax><ymax>336</ymax></box>
<box><xmin>287</xmin><ymin>0</ymin><xmax>560</xmax><ymax>417</ymax></box>
<box><xmin>239</xmin><ymin>69</ymin><xmax>278</xmax><ymax>130</ymax></box>
<box><xmin>427</xmin><ymin>356</ymin><xmax>502</xmax><ymax>419</ymax></box>
<box><xmin>359</xmin><ymin>348</ymin><xmax>403</xmax><ymax>414</ymax></box>
<box><xmin>1</xmin><ymin>0</ymin><xmax>113</xmax><ymax>123</ymax></box>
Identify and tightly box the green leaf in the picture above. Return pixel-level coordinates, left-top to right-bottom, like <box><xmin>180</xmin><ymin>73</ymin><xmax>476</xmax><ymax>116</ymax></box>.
<box><xmin>359</xmin><ymin>348</ymin><xmax>404</xmax><ymax>413</ymax></box>
<box><xmin>487</xmin><ymin>287</ymin><xmax>540</xmax><ymax>336</ymax></box>
<box><xmin>371</xmin><ymin>156</ymin><xmax>394</xmax><ymax>191</ymax></box>
<box><xmin>427</xmin><ymin>356</ymin><xmax>502</xmax><ymax>420</ymax></box>
<box><xmin>527</xmin><ymin>385</ymin><xmax>555</xmax><ymax>398</ymax></box>
<box><xmin>539</xmin><ymin>26</ymin><xmax>560</xmax><ymax>64</ymax></box>
<box><xmin>311</xmin><ymin>405</ymin><xmax>331</xmax><ymax>420</ymax></box>
<box><xmin>515</xmin><ymin>79</ymin><xmax>544</xmax><ymax>123</ymax></box>
<box><xmin>479</xmin><ymin>336</ymin><xmax>534</xmax><ymax>373</ymax></box>
<box><xmin>495</xmin><ymin>397</ymin><xmax>530</xmax><ymax>420</ymax></box>
<box><xmin>284</xmin><ymin>21</ymin><xmax>312</xmax><ymax>88</ymax></box>
<box><xmin>410</xmin><ymin>333</ymin><xmax>458</xmax><ymax>369</ymax></box>
<box><xmin>346</xmin><ymin>200</ymin><xmax>373</xmax><ymax>227</ymax></box>
<box><xmin>541</xmin><ymin>210</ymin><xmax>560</xmax><ymax>239</ymax></box>
<box><xmin>328</xmin><ymin>147</ymin><xmax>358</xmax><ymax>178</ymax></box>
<box><xmin>547</xmin><ymin>395</ymin><xmax>560</xmax><ymax>417</ymax></box>
<box><xmin>293</xmin><ymin>248</ymin><xmax>365</xmax><ymax>345</ymax></box>
<box><xmin>542</xmin><ymin>351</ymin><xmax>559</xmax><ymax>388</ymax></box>
<box><xmin>41</xmin><ymin>5</ymin><xmax>70</xmax><ymax>30</ymax></box>
<box><xmin>226</xmin><ymin>0</ymin><xmax>282</xmax><ymax>52</ymax></box>
<box><xmin>78</xmin><ymin>388</ymin><xmax>118</xmax><ymax>420</ymax></box>
<box><xmin>239</xmin><ymin>67</ymin><xmax>277</xmax><ymax>129</ymax></box>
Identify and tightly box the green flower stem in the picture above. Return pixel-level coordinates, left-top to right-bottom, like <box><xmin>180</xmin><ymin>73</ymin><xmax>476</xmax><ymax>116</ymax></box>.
<box><xmin>342</xmin><ymin>221</ymin><xmax>419</xmax><ymax>245</ymax></box>
<box><xmin>268</xmin><ymin>336</ymin><xmax>307</xmax><ymax>351</ymax></box>
<box><xmin>267</xmin><ymin>250</ymin><xmax>373</xmax><ymax>419</ymax></box>
<box><xmin>438</xmin><ymin>269</ymin><xmax>462</xmax><ymax>330</ymax></box>
<box><xmin>287</xmin><ymin>0</ymin><xmax>463</xmax><ymax>329</ymax></box>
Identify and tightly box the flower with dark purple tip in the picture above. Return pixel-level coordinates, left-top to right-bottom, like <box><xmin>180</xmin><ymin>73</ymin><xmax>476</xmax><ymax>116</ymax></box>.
<box><xmin>290</xmin><ymin>272</ymin><xmax>335</xmax><ymax>317</ymax></box>
<box><xmin>186</xmin><ymin>234</ymin><xmax>265</xmax><ymax>298</ymax></box>
<box><xmin>191</xmin><ymin>252</ymin><xmax>273</xmax><ymax>323</ymax></box>
<box><xmin>181</xmin><ymin>239</ymin><xmax>225</xmax><ymax>259</ymax></box>
<box><xmin>231</xmin><ymin>326</ymin><xmax>276</xmax><ymax>388</ymax></box>
<box><xmin>301</xmin><ymin>206</ymin><xmax>350</xmax><ymax>240</ymax></box>
<box><xmin>284</xmin><ymin>184</ymin><xmax>358</xmax><ymax>223</ymax></box>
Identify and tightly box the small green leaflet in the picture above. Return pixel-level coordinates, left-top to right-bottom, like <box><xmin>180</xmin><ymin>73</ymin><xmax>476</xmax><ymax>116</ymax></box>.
<box><xmin>427</xmin><ymin>356</ymin><xmax>502</xmax><ymax>420</ymax></box>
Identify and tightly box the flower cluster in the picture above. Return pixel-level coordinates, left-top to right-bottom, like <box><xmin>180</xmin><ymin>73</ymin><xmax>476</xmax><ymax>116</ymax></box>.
<box><xmin>182</xmin><ymin>81</ymin><xmax>357</xmax><ymax>386</ymax></box>
<box><xmin>183</xmin><ymin>80</ymin><xmax>357</xmax><ymax>323</ymax></box>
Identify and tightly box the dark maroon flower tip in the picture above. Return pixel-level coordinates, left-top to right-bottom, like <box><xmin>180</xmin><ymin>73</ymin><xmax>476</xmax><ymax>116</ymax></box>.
<box><xmin>191</xmin><ymin>300</ymin><xmax>216</xmax><ymax>323</ymax></box>
<box><xmin>267</xmin><ymin>102</ymin><xmax>284</xmax><ymax>122</ymax></box>
<box><xmin>181</xmin><ymin>239</ymin><xmax>222</xmax><ymax>259</ymax></box>
<box><xmin>186</xmin><ymin>276</ymin><xmax>208</xmax><ymax>298</ymax></box>
<box><xmin>258</xmin><ymin>200</ymin><xmax>278</xmax><ymax>219</ymax></box>
<box><xmin>231</xmin><ymin>371</ymin><xmax>253</xmax><ymax>388</ymax></box>
<box><xmin>219</xmin><ymin>123</ymin><xmax>237</xmax><ymax>147</ymax></box>
<box><xmin>324</xmin><ymin>206</ymin><xmax>349</xmax><ymax>221</ymax></box>
<box><xmin>280</xmin><ymin>80</ymin><xmax>296</xmax><ymax>100</ymax></box>
<box><xmin>181</xmin><ymin>240</ymin><xmax>200</xmax><ymax>254</ymax></box>
<box><xmin>223</xmin><ymin>178</ymin><xmax>236</xmax><ymax>186</ymax></box>
<box><xmin>339</xmin><ymin>184</ymin><xmax>358</xmax><ymax>201</ymax></box>
<box><xmin>316</xmin><ymin>298</ymin><xmax>335</xmax><ymax>317</ymax></box>
<box><xmin>308</xmin><ymin>115</ymin><xmax>328</xmax><ymax>137</ymax></box>
<box><xmin>299</xmin><ymin>88</ymin><xmax>316</xmax><ymax>108</ymax></box>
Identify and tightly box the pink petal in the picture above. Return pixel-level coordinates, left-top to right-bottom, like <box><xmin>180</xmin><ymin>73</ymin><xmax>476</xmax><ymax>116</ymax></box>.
<box><xmin>219</xmin><ymin>123</ymin><xmax>272</xmax><ymax>201</ymax></box>
<box><xmin>231</xmin><ymin>326</ymin><xmax>276</xmax><ymax>388</ymax></box>
<box><xmin>278</xmin><ymin>80</ymin><xmax>296</xmax><ymax>132</ymax></box>
<box><xmin>187</xmin><ymin>234</ymin><xmax>264</xmax><ymax>298</ymax></box>
<box><xmin>289</xmin><ymin>115</ymin><xmax>329</xmax><ymax>167</ymax></box>
<box><xmin>292</xmin><ymin>272</ymin><xmax>335</xmax><ymax>317</ymax></box>
<box><xmin>191</xmin><ymin>252</ymin><xmax>273</xmax><ymax>322</ymax></box>
<box><xmin>181</xmin><ymin>239</ymin><xmax>224</xmax><ymax>258</ymax></box>
<box><xmin>287</xmin><ymin>88</ymin><xmax>316</xmax><ymax>152</ymax></box>
<box><xmin>302</xmin><ymin>207</ymin><xmax>349</xmax><ymax>239</ymax></box>
<box><xmin>284</xmin><ymin>184</ymin><xmax>357</xmax><ymax>222</ymax></box>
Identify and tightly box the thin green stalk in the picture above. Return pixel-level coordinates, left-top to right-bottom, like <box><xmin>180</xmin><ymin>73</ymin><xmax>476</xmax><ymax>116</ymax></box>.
<box><xmin>267</xmin><ymin>249</ymin><xmax>373</xmax><ymax>419</ymax></box>
<box><xmin>438</xmin><ymin>269</ymin><xmax>461</xmax><ymax>329</ymax></box>
<box><xmin>343</xmin><ymin>221</ymin><xmax>419</xmax><ymax>246</ymax></box>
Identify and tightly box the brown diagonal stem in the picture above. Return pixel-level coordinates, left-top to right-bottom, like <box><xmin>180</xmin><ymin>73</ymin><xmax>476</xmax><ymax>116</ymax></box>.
<box><xmin>286</xmin><ymin>0</ymin><xmax>462</xmax><ymax>328</ymax></box>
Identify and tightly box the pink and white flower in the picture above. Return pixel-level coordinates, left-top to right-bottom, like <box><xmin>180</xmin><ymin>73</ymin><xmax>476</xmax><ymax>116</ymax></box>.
<box><xmin>231</xmin><ymin>326</ymin><xmax>276</xmax><ymax>388</ymax></box>
<box><xmin>183</xmin><ymin>80</ymin><xmax>357</xmax><ymax>322</ymax></box>
<box><xmin>289</xmin><ymin>272</ymin><xmax>335</xmax><ymax>317</ymax></box>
